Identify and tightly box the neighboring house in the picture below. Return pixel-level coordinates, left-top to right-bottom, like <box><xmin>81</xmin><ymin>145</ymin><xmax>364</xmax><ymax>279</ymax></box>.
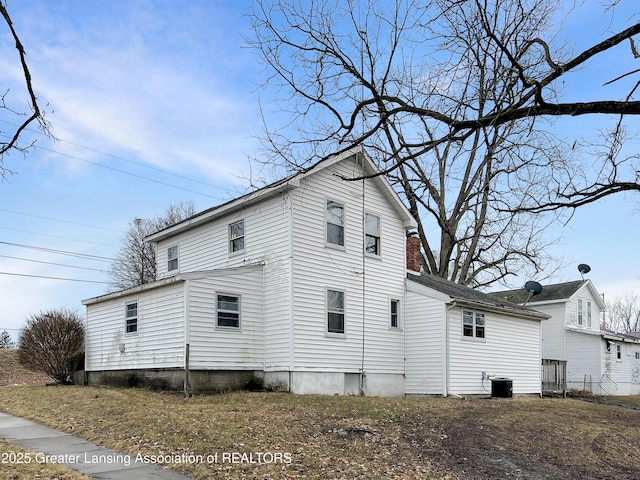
<box><xmin>83</xmin><ymin>147</ymin><xmax>547</xmax><ymax>397</ymax></box>
<box><xmin>493</xmin><ymin>280</ymin><xmax>640</xmax><ymax>395</ymax></box>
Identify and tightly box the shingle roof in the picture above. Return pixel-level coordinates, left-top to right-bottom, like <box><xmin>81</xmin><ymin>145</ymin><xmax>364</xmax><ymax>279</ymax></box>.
<box><xmin>491</xmin><ymin>280</ymin><xmax>585</xmax><ymax>304</ymax></box>
<box><xmin>408</xmin><ymin>274</ymin><xmax>548</xmax><ymax>320</ymax></box>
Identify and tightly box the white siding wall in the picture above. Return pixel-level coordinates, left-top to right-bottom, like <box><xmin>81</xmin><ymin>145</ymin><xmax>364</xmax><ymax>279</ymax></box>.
<box><xmin>289</xmin><ymin>158</ymin><xmax>408</xmax><ymax>381</ymax></box>
<box><xmin>448</xmin><ymin>307</ymin><xmax>542</xmax><ymax>395</ymax></box>
<box><xmin>85</xmin><ymin>283</ymin><xmax>185</xmax><ymax>371</ymax></box>
<box><xmin>566</xmin><ymin>287</ymin><xmax>602</xmax><ymax>332</ymax></box>
<box><xmin>405</xmin><ymin>287</ymin><xmax>446</xmax><ymax>395</ymax></box>
<box><xmin>538</xmin><ymin>303</ymin><xmax>567</xmax><ymax>360</ymax></box>
<box><xmin>187</xmin><ymin>267</ymin><xmax>264</xmax><ymax>370</ymax></box>
<box><xmin>599</xmin><ymin>338</ymin><xmax>640</xmax><ymax>395</ymax></box>
<box><xmin>565</xmin><ymin>330</ymin><xmax>602</xmax><ymax>393</ymax></box>
<box><xmin>154</xmin><ymin>192</ymin><xmax>292</xmax><ymax>369</ymax></box>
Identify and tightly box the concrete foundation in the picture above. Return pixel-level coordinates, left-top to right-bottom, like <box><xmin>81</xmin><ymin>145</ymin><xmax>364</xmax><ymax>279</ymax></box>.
<box><xmin>87</xmin><ymin>369</ymin><xmax>262</xmax><ymax>393</ymax></box>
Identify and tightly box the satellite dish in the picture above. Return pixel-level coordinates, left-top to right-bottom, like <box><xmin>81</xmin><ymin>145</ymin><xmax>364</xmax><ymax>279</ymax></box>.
<box><xmin>578</xmin><ymin>264</ymin><xmax>591</xmax><ymax>275</ymax></box>
<box><xmin>524</xmin><ymin>281</ymin><xmax>543</xmax><ymax>296</ymax></box>
<box><xmin>521</xmin><ymin>281</ymin><xmax>543</xmax><ymax>306</ymax></box>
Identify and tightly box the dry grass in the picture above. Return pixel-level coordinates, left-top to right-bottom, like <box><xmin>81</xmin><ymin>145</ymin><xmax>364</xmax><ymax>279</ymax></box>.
<box><xmin>0</xmin><ymin>386</ymin><xmax>639</xmax><ymax>479</ymax></box>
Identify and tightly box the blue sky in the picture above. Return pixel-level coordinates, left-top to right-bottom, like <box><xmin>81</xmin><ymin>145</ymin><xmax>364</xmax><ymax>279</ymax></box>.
<box><xmin>0</xmin><ymin>1</ymin><xmax>639</xmax><ymax>338</ymax></box>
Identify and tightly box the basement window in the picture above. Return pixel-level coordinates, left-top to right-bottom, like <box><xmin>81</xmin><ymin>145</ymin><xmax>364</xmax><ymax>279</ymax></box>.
<box><xmin>463</xmin><ymin>310</ymin><xmax>485</xmax><ymax>339</ymax></box>
<box><xmin>217</xmin><ymin>294</ymin><xmax>241</xmax><ymax>329</ymax></box>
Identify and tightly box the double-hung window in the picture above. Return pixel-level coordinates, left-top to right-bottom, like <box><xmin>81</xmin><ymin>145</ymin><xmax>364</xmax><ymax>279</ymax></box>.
<box><xmin>326</xmin><ymin>200</ymin><xmax>345</xmax><ymax>247</ymax></box>
<box><xmin>167</xmin><ymin>245</ymin><xmax>179</xmax><ymax>272</ymax></box>
<box><xmin>365</xmin><ymin>213</ymin><xmax>380</xmax><ymax>256</ymax></box>
<box><xmin>587</xmin><ymin>301</ymin><xmax>592</xmax><ymax>327</ymax></box>
<box><xmin>125</xmin><ymin>302</ymin><xmax>138</xmax><ymax>334</ymax></box>
<box><xmin>229</xmin><ymin>220</ymin><xmax>245</xmax><ymax>253</ymax></box>
<box><xmin>217</xmin><ymin>294</ymin><xmax>240</xmax><ymax>328</ymax></box>
<box><xmin>463</xmin><ymin>310</ymin><xmax>485</xmax><ymax>339</ymax></box>
<box><xmin>390</xmin><ymin>299</ymin><xmax>399</xmax><ymax>328</ymax></box>
<box><xmin>577</xmin><ymin>299</ymin><xmax>583</xmax><ymax>326</ymax></box>
<box><xmin>327</xmin><ymin>289</ymin><xmax>345</xmax><ymax>334</ymax></box>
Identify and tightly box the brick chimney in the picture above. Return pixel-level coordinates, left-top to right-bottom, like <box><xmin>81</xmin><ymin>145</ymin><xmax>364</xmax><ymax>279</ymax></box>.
<box><xmin>406</xmin><ymin>235</ymin><xmax>422</xmax><ymax>273</ymax></box>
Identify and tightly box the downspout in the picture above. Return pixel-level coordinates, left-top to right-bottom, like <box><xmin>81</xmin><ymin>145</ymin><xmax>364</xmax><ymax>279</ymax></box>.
<box><xmin>288</xmin><ymin>190</ymin><xmax>295</xmax><ymax>392</ymax></box>
<box><xmin>444</xmin><ymin>302</ymin><xmax>453</xmax><ymax>397</ymax></box>
<box><xmin>184</xmin><ymin>279</ymin><xmax>192</xmax><ymax>396</ymax></box>
<box><xmin>360</xmin><ymin>159</ymin><xmax>366</xmax><ymax>396</ymax></box>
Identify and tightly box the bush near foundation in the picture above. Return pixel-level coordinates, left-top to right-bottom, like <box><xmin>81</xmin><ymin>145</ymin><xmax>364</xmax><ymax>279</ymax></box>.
<box><xmin>18</xmin><ymin>308</ymin><xmax>85</xmax><ymax>385</ymax></box>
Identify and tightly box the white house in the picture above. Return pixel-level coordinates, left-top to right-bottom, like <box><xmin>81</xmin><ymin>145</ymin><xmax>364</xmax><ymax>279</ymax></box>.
<box><xmin>83</xmin><ymin>147</ymin><xmax>547</xmax><ymax>397</ymax></box>
<box><xmin>493</xmin><ymin>280</ymin><xmax>640</xmax><ymax>395</ymax></box>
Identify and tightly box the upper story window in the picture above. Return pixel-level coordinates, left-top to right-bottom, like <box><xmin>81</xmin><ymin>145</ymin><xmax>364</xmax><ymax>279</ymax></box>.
<box><xmin>587</xmin><ymin>301</ymin><xmax>592</xmax><ymax>327</ymax></box>
<box><xmin>167</xmin><ymin>245</ymin><xmax>179</xmax><ymax>272</ymax></box>
<box><xmin>217</xmin><ymin>294</ymin><xmax>240</xmax><ymax>328</ymax></box>
<box><xmin>125</xmin><ymin>302</ymin><xmax>138</xmax><ymax>334</ymax></box>
<box><xmin>326</xmin><ymin>200</ymin><xmax>345</xmax><ymax>247</ymax></box>
<box><xmin>390</xmin><ymin>299</ymin><xmax>399</xmax><ymax>328</ymax></box>
<box><xmin>327</xmin><ymin>289</ymin><xmax>345</xmax><ymax>334</ymax></box>
<box><xmin>365</xmin><ymin>213</ymin><xmax>380</xmax><ymax>256</ymax></box>
<box><xmin>577</xmin><ymin>299</ymin><xmax>583</xmax><ymax>326</ymax></box>
<box><xmin>616</xmin><ymin>344</ymin><xmax>622</xmax><ymax>361</ymax></box>
<box><xmin>463</xmin><ymin>310</ymin><xmax>485</xmax><ymax>339</ymax></box>
<box><xmin>229</xmin><ymin>220</ymin><xmax>245</xmax><ymax>253</ymax></box>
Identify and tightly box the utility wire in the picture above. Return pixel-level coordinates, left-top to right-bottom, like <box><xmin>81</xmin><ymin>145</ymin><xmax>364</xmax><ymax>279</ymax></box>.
<box><xmin>0</xmin><ymin>208</ymin><xmax>125</xmax><ymax>233</ymax></box>
<box><xmin>0</xmin><ymin>254</ymin><xmax>107</xmax><ymax>272</ymax></box>
<box><xmin>0</xmin><ymin>241</ymin><xmax>115</xmax><ymax>262</ymax></box>
<box><xmin>0</xmin><ymin>226</ymin><xmax>116</xmax><ymax>247</ymax></box>
<box><xmin>0</xmin><ymin>271</ymin><xmax>110</xmax><ymax>284</ymax></box>
<box><xmin>0</xmin><ymin>118</ymin><xmax>228</xmax><ymax>191</ymax></box>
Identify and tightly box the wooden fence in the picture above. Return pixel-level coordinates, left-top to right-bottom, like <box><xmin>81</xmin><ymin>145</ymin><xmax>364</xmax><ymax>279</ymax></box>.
<box><xmin>542</xmin><ymin>359</ymin><xmax>567</xmax><ymax>396</ymax></box>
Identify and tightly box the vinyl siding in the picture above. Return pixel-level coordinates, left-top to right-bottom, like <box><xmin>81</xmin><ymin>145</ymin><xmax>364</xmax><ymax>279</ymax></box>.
<box><xmin>85</xmin><ymin>283</ymin><xmax>185</xmax><ymax>371</ymax></box>
<box><xmin>539</xmin><ymin>303</ymin><xmax>567</xmax><ymax>360</ymax></box>
<box><xmin>187</xmin><ymin>267</ymin><xmax>264</xmax><ymax>370</ymax></box>
<box><xmin>565</xmin><ymin>330</ymin><xmax>601</xmax><ymax>392</ymax></box>
<box><xmin>448</xmin><ymin>307</ymin><xmax>542</xmax><ymax>395</ymax></box>
<box><xmin>154</xmin><ymin>192</ymin><xmax>292</xmax><ymax>369</ymax></box>
<box><xmin>405</xmin><ymin>288</ymin><xmax>446</xmax><ymax>395</ymax></box>
<box><xmin>289</xmin><ymin>157</ymin><xmax>408</xmax><ymax>374</ymax></box>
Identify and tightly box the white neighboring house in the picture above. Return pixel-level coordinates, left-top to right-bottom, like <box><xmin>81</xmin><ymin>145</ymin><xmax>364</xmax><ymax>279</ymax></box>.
<box><xmin>493</xmin><ymin>280</ymin><xmax>640</xmax><ymax>395</ymax></box>
<box><xmin>83</xmin><ymin>147</ymin><xmax>548</xmax><ymax>396</ymax></box>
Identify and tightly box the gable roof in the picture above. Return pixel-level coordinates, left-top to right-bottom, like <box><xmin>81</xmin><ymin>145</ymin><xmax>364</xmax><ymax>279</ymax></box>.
<box><xmin>491</xmin><ymin>279</ymin><xmax>606</xmax><ymax>311</ymax></box>
<box><xmin>146</xmin><ymin>147</ymin><xmax>417</xmax><ymax>243</ymax></box>
<box><xmin>407</xmin><ymin>274</ymin><xmax>549</xmax><ymax>321</ymax></box>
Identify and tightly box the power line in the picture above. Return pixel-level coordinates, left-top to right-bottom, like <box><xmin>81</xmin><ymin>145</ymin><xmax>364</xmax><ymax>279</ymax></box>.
<box><xmin>0</xmin><ymin>208</ymin><xmax>125</xmax><ymax>233</ymax></box>
<box><xmin>33</xmin><ymin>143</ymin><xmax>221</xmax><ymax>199</ymax></box>
<box><xmin>0</xmin><ymin>254</ymin><xmax>107</xmax><ymax>273</ymax></box>
<box><xmin>0</xmin><ymin>226</ymin><xmax>116</xmax><ymax>247</ymax></box>
<box><xmin>0</xmin><ymin>271</ymin><xmax>110</xmax><ymax>284</ymax></box>
<box><xmin>0</xmin><ymin>118</ymin><xmax>229</xmax><ymax>191</ymax></box>
<box><xmin>0</xmin><ymin>241</ymin><xmax>115</xmax><ymax>262</ymax></box>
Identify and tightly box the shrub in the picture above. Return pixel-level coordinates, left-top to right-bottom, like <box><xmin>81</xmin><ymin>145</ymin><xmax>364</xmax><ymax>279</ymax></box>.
<box><xmin>18</xmin><ymin>308</ymin><xmax>85</xmax><ymax>384</ymax></box>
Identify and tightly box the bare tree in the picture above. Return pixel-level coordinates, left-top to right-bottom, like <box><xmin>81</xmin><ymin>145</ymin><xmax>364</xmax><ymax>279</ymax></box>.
<box><xmin>18</xmin><ymin>308</ymin><xmax>84</xmax><ymax>384</ymax></box>
<box><xmin>108</xmin><ymin>201</ymin><xmax>196</xmax><ymax>291</ymax></box>
<box><xmin>250</xmin><ymin>0</ymin><xmax>621</xmax><ymax>286</ymax></box>
<box><xmin>0</xmin><ymin>2</ymin><xmax>50</xmax><ymax>179</ymax></box>
<box><xmin>604</xmin><ymin>293</ymin><xmax>640</xmax><ymax>333</ymax></box>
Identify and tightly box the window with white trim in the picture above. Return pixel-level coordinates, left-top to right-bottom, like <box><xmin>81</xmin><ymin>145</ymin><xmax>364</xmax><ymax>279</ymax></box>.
<box><xmin>326</xmin><ymin>200</ymin><xmax>345</xmax><ymax>247</ymax></box>
<box><xmin>229</xmin><ymin>220</ymin><xmax>245</xmax><ymax>253</ymax></box>
<box><xmin>125</xmin><ymin>302</ymin><xmax>138</xmax><ymax>334</ymax></box>
<box><xmin>390</xmin><ymin>299</ymin><xmax>400</xmax><ymax>328</ymax></box>
<box><xmin>216</xmin><ymin>294</ymin><xmax>240</xmax><ymax>328</ymax></box>
<box><xmin>463</xmin><ymin>310</ymin><xmax>485</xmax><ymax>339</ymax></box>
<box><xmin>327</xmin><ymin>289</ymin><xmax>345</xmax><ymax>334</ymax></box>
<box><xmin>587</xmin><ymin>301</ymin><xmax>592</xmax><ymax>327</ymax></box>
<box><xmin>616</xmin><ymin>344</ymin><xmax>622</xmax><ymax>361</ymax></box>
<box><xmin>577</xmin><ymin>299</ymin><xmax>583</xmax><ymax>326</ymax></box>
<box><xmin>635</xmin><ymin>351</ymin><xmax>640</xmax><ymax>360</ymax></box>
<box><xmin>167</xmin><ymin>245</ymin><xmax>179</xmax><ymax>272</ymax></box>
<box><xmin>365</xmin><ymin>213</ymin><xmax>380</xmax><ymax>256</ymax></box>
